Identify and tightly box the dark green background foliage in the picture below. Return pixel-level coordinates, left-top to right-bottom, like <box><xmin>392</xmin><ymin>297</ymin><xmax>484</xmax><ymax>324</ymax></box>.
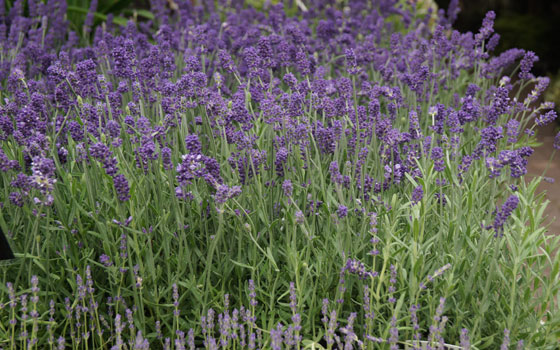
<box><xmin>435</xmin><ymin>0</ymin><xmax>560</xmax><ymax>76</ymax></box>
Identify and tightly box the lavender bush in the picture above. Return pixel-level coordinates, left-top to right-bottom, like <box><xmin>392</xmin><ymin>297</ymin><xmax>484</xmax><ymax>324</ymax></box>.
<box><xmin>1</xmin><ymin>0</ymin><xmax>559</xmax><ymax>348</ymax></box>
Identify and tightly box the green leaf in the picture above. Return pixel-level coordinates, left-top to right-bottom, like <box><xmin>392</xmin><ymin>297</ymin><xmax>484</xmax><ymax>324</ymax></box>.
<box><xmin>124</xmin><ymin>9</ymin><xmax>155</xmax><ymax>20</ymax></box>
<box><xmin>266</xmin><ymin>247</ymin><xmax>280</xmax><ymax>272</ymax></box>
<box><xmin>67</xmin><ymin>6</ymin><xmax>129</xmax><ymax>27</ymax></box>
<box><xmin>302</xmin><ymin>339</ymin><xmax>326</xmax><ymax>350</ymax></box>
<box><xmin>229</xmin><ymin>258</ymin><xmax>255</xmax><ymax>271</ymax></box>
<box><xmin>99</xmin><ymin>0</ymin><xmax>134</xmax><ymax>15</ymax></box>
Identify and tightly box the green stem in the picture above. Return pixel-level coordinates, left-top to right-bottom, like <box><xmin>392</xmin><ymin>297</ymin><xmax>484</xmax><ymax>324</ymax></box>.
<box><xmin>203</xmin><ymin>209</ymin><xmax>224</xmax><ymax>306</ymax></box>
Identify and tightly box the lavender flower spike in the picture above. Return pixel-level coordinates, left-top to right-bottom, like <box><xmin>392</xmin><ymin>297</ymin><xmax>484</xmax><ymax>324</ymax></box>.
<box><xmin>493</xmin><ymin>195</ymin><xmax>519</xmax><ymax>235</ymax></box>
<box><xmin>460</xmin><ymin>328</ymin><xmax>471</xmax><ymax>349</ymax></box>
<box><xmin>500</xmin><ymin>329</ymin><xmax>510</xmax><ymax>350</ymax></box>
<box><xmin>553</xmin><ymin>131</ymin><xmax>560</xmax><ymax>150</ymax></box>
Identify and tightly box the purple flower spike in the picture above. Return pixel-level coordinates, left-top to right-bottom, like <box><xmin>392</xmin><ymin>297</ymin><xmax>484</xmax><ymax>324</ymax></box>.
<box><xmin>321</xmin><ymin>298</ymin><xmax>329</xmax><ymax>325</ymax></box>
<box><xmin>519</xmin><ymin>51</ymin><xmax>538</xmax><ymax>80</ymax></box>
<box><xmin>57</xmin><ymin>336</ymin><xmax>65</xmax><ymax>350</ymax></box>
<box><xmin>172</xmin><ymin>283</ymin><xmax>180</xmax><ymax>317</ymax></box>
<box><xmin>553</xmin><ymin>131</ymin><xmax>560</xmax><ymax>150</ymax></box>
<box><xmin>475</xmin><ymin>11</ymin><xmax>496</xmax><ymax>45</ymax></box>
<box><xmin>500</xmin><ymin>329</ymin><xmax>510</xmax><ymax>350</ymax></box>
<box><xmin>422</xmin><ymin>264</ymin><xmax>452</xmax><ymax>289</ymax></box>
<box><xmin>270</xmin><ymin>323</ymin><xmax>283</xmax><ymax>350</ymax></box>
<box><xmin>248</xmin><ymin>280</ymin><xmax>257</xmax><ymax>307</ymax></box>
<box><xmin>411</xmin><ymin>185</ymin><xmax>423</xmax><ymax>205</ymax></box>
<box><xmin>185</xmin><ymin>134</ymin><xmax>202</xmax><ymax>154</ymax></box>
<box><xmin>325</xmin><ymin>310</ymin><xmax>338</xmax><ymax>346</ymax></box>
<box><xmin>105</xmin><ymin>120</ymin><xmax>121</xmax><ymax>138</ymax></box>
<box><xmin>289</xmin><ymin>282</ymin><xmax>297</xmax><ymax>314</ymax></box>
<box><xmin>337</xmin><ymin>205</ymin><xmax>348</xmax><ymax>219</ymax></box>
<box><xmin>460</xmin><ymin>328</ymin><xmax>471</xmax><ymax>349</ymax></box>
<box><xmin>389</xmin><ymin>316</ymin><xmax>399</xmax><ymax>350</ymax></box>
<box><xmin>218</xmin><ymin>50</ymin><xmax>235</xmax><ymax>73</ymax></box>
<box><xmin>188</xmin><ymin>328</ymin><xmax>195</xmax><ymax>350</ymax></box>
<box><xmin>113</xmin><ymin>174</ymin><xmax>131</xmax><ymax>201</ymax></box>
<box><xmin>295</xmin><ymin>210</ymin><xmax>304</xmax><ymax>225</ymax></box>
<box><xmin>388</xmin><ymin>264</ymin><xmax>397</xmax><ymax>303</ymax></box>
<box><xmin>161</xmin><ymin>147</ymin><xmax>173</xmax><ymax>170</ymax></box>
<box><xmin>506</xmin><ymin>119</ymin><xmax>520</xmax><ymax>143</ymax></box>
<box><xmin>282</xmin><ymin>179</ymin><xmax>293</xmax><ymax>197</ymax></box>
<box><xmin>344</xmin><ymin>258</ymin><xmax>376</xmax><ymax>280</ymax></box>
<box><xmin>493</xmin><ymin>195</ymin><xmax>519</xmax><ymax>235</ymax></box>
<box><xmin>410</xmin><ymin>304</ymin><xmax>421</xmax><ymax>349</ymax></box>
<box><xmin>428</xmin><ymin>298</ymin><xmax>447</xmax><ymax>347</ymax></box>
<box><xmin>213</xmin><ymin>184</ymin><xmax>242</xmax><ymax>204</ymax></box>
<box><xmin>535</xmin><ymin>110</ymin><xmax>557</xmax><ymax>127</ymax></box>
<box><xmin>431</xmin><ymin>147</ymin><xmax>445</xmax><ymax>172</ymax></box>
<box><xmin>345</xmin><ymin>48</ymin><xmax>359</xmax><ymax>75</ymax></box>
<box><xmin>275</xmin><ymin>147</ymin><xmax>289</xmax><ymax>177</ymax></box>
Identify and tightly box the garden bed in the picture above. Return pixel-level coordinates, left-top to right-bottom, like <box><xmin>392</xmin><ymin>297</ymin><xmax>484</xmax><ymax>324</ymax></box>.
<box><xmin>0</xmin><ymin>0</ymin><xmax>559</xmax><ymax>349</ymax></box>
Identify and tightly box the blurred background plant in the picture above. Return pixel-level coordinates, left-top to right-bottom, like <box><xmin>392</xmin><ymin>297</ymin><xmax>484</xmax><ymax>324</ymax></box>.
<box><xmin>1</xmin><ymin>0</ymin><xmax>445</xmax><ymax>40</ymax></box>
<box><xmin>2</xmin><ymin>0</ymin><xmax>133</xmax><ymax>38</ymax></box>
<box><xmin>435</xmin><ymin>0</ymin><xmax>560</xmax><ymax>116</ymax></box>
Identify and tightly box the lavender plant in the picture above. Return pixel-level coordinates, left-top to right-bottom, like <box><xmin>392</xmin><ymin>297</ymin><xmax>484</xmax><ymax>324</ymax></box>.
<box><xmin>0</xmin><ymin>0</ymin><xmax>559</xmax><ymax>348</ymax></box>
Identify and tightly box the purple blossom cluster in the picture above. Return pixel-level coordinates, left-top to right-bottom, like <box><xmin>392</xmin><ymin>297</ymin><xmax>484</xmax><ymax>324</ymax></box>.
<box><xmin>0</xmin><ymin>0</ymin><xmax>555</xmax><ymax>216</ymax></box>
<box><xmin>491</xmin><ymin>195</ymin><xmax>519</xmax><ymax>236</ymax></box>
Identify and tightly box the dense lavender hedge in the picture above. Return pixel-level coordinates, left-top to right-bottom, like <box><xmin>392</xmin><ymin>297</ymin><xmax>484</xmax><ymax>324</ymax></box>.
<box><xmin>0</xmin><ymin>0</ymin><xmax>559</xmax><ymax>349</ymax></box>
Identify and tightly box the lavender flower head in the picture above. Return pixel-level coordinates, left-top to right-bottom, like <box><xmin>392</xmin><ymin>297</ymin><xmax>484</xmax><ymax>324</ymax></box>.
<box><xmin>325</xmin><ymin>310</ymin><xmax>338</xmax><ymax>346</ymax></box>
<box><xmin>113</xmin><ymin>174</ymin><xmax>131</xmax><ymax>201</ymax></box>
<box><xmin>476</xmin><ymin>11</ymin><xmax>496</xmax><ymax>45</ymax></box>
<box><xmin>172</xmin><ymin>283</ymin><xmax>180</xmax><ymax>316</ymax></box>
<box><xmin>295</xmin><ymin>210</ymin><xmax>305</xmax><ymax>225</ymax></box>
<box><xmin>389</xmin><ymin>316</ymin><xmax>398</xmax><ymax>350</ymax></box>
<box><xmin>420</xmin><ymin>263</ymin><xmax>452</xmax><ymax>289</ymax></box>
<box><xmin>344</xmin><ymin>258</ymin><xmax>376</xmax><ymax>280</ymax></box>
<box><xmin>410</xmin><ymin>304</ymin><xmax>421</xmax><ymax>348</ymax></box>
<box><xmin>337</xmin><ymin>205</ymin><xmax>348</xmax><ymax>219</ymax></box>
<box><xmin>213</xmin><ymin>184</ymin><xmax>242</xmax><ymax>205</ymax></box>
<box><xmin>218</xmin><ymin>49</ymin><xmax>235</xmax><ymax>73</ymax></box>
<box><xmin>431</xmin><ymin>147</ymin><xmax>445</xmax><ymax>172</ymax></box>
<box><xmin>519</xmin><ymin>51</ymin><xmax>538</xmax><ymax>80</ymax></box>
<box><xmin>388</xmin><ymin>264</ymin><xmax>397</xmax><ymax>303</ymax></box>
<box><xmin>99</xmin><ymin>254</ymin><xmax>113</xmax><ymax>267</ymax></box>
<box><xmin>185</xmin><ymin>134</ymin><xmax>202</xmax><ymax>154</ymax></box>
<box><xmin>161</xmin><ymin>147</ymin><xmax>173</xmax><ymax>170</ymax></box>
<box><xmin>411</xmin><ymin>185</ymin><xmax>423</xmax><ymax>205</ymax></box>
<box><xmin>493</xmin><ymin>195</ymin><xmax>519</xmax><ymax>235</ymax></box>
<box><xmin>460</xmin><ymin>328</ymin><xmax>471</xmax><ymax>349</ymax></box>
<box><xmin>31</xmin><ymin>156</ymin><xmax>56</xmax><ymax>192</ymax></box>
<box><xmin>345</xmin><ymin>48</ymin><xmax>359</xmax><ymax>75</ymax></box>
<box><xmin>270</xmin><ymin>323</ymin><xmax>283</xmax><ymax>350</ymax></box>
<box><xmin>176</xmin><ymin>153</ymin><xmax>204</xmax><ymax>186</ymax></box>
<box><xmin>554</xmin><ymin>131</ymin><xmax>560</xmax><ymax>150</ymax></box>
<box><xmin>535</xmin><ymin>110</ymin><xmax>557</xmax><ymax>127</ymax></box>
<box><xmin>289</xmin><ymin>282</ymin><xmax>297</xmax><ymax>314</ymax></box>
<box><xmin>500</xmin><ymin>329</ymin><xmax>510</xmax><ymax>350</ymax></box>
<box><xmin>282</xmin><ymin>179</ymin><xmax>293</xmax><ymax>197</ymax></box>
<box><xmin>248</xmin><ymin>279</ymin><xmax>257</xmax><ymax>307</ymax></box>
